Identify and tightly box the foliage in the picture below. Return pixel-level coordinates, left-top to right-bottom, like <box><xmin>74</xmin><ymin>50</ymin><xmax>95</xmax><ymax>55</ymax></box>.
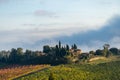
<box><xmin>43</xmin><ymin>45</ymin><xmax>51</xmax><ymax>53</ymax></box>
<box><xmin>71</xmin><ymin>44</ymin><xmax>77</xmax><ymax>49</ymax></box>
<box><xmin>0</xmin><ymin>42</ymin><xmax>120</xmax><ymax>66</ymax></box>
<box><xmin>109</xmin><ymin>48</ymin><xmax>120</xmax><ymax>55</ymax></box>
<box><xmin>0</xmin><ymin>42</ymin><xmax>120</xmax><ymax>80</ymax></box>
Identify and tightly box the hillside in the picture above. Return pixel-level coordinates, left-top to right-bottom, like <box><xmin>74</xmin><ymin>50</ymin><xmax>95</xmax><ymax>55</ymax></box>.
<box><xmin>15</xmin><ymin>59</ymin><xmax>120</xmax><ymax>80</ymax></box>
<box><xmin>0</xmin><ymin>42</ymin><xmax>120</xmax><ymax>80</ymax></box>
<box><xmin>0</xmin><ymin>64</ymin><xmax>50</xmax><ymax>80</ymax></box>
<box><xmin>89</xmin><ymin>55</ymin><xmax>120</xmax><ymax>64</ymax></box>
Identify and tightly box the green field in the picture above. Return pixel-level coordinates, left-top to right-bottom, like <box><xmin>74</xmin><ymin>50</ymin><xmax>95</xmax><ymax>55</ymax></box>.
<box><xmin>15</xmin><ymin>60</ymin><xmax>120</xmax><ymax>80</ymax></box>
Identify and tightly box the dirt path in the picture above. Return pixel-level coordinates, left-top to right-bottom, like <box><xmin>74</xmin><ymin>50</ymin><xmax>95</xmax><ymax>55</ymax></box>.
<box><xmin>89</xmin><ymin>57</ymin><xmax>106</xmax><ymax>62</ymax></box>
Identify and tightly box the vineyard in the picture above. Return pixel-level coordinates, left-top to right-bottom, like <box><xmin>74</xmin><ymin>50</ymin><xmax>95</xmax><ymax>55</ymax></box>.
<box><xmin>0</xmin><ymin>64</ymin><xmax>50</xmax><ymax>80</ymax></box>
<box><xmin>16</xmin><ymin>61</ymin><xmax>120</xmax><ymax>80</ymax></box>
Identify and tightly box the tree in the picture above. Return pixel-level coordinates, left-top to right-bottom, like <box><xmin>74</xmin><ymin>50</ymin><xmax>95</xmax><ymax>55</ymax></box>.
<box><xmin>0</xmin><ymin>50</ymin><xmax>9</xmax><ymax>63</ymax></box>
<box><xmin>103</xmin><ymin>44</ymin><xmax>111</xmax><ymax>57</ymax></box>
<box><xmin>74</xmin><ymin>44</ymin><xmax>77</xmax><ymax>49</ymax></box>
<box><xmin>9</xmin><ymin>48</ymin><xmax>17</xmax><ymax>63</ymax></box>
<box><xmin>89</xmin><ymin>51</ymin><xmax>95</xmax><ymax>55</ymax></box>
<box><xmin>43</xmin><ymin>45</ymin><xmax>51</xmax><ymax>53</ymax></box>
<box><xmin>60</xmin><ymin>47</ymin><xmax>67</xmax><ymax>57</ymax></box>
<box><xmin>95</xmin><ymin>49</ymin><xmax>103</xmax><ymax>55</ymax></box>
<box><xmin>71</xmin><ymin>45</ymin><xmax>74</xmax><ymax>49</ymax></box>
<box><xmin>72</xmin><ymin>44</ymin><xmax>77</xmax><ymax>49</ymax></box>
<box><xmin>89</xmin><ymin>51</ymin><xmax>95</xmax><ymax>58</ymax></box>
<box><xmin>66</xmin><ymin>44</ymin><xmax>69</xmax><ymax>51</ymax></box>
<box><xmin>109</xmin><ymin>48</ymin><xmax>119</xmax><ymax>55</ymax></box>
<box><xmin>24</xmin><ymin>49</ymin><xmax>32</xmax><ymax>61</ymax></box>
<box><xmin>79</xmin><ymin>53</ymin><xmax>89</xmax><ymax>60</ymax></box>
<box><xmin>16</xmin><ymin>48</ymin><xmax>23</xmax><ymax>62</ymax></box>
<box><xmin>59</xmin><ymin>41</ymin><xmax>61</xmax><ymax>49</ymax></box>
<box><xmin>17</xmin><ymin>48</ymin><xmax>23</xmax><ymax>55</ymax></box>
<box><xmin>55</xmin><ymin>45</ymin><xmax>59</xmax><ymax>57</ymax></box>
<box><xmin>103</xmin><ymin>44</ymin><xmax>110</xmax><ymax>50</ymax></box>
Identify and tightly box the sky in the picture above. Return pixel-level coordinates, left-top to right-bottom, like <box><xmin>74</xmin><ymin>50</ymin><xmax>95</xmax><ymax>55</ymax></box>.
<box><xmin>0</xmin><ymin>0</ymin><xmax>120</xmax><ymax>51</ymax></box>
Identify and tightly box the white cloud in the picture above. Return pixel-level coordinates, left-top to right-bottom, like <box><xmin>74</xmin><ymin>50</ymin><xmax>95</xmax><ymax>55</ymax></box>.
<box><xmin>109</xmin><ymin>36</ymin><xmax>120</xmax><ymax>48</ymax></box>
<box><xmin>0</xmin><ymin>0</ymin><xmax>120</xmax><ymax>51</ymax></box>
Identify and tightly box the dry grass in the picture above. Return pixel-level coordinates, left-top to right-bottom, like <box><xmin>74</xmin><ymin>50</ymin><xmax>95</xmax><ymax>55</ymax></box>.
<box><xmin>0</xmin><ymin>64</ymin><xmax>50</xmax><ymax>80</ymax></box>
<box><xmin>89</xmin><ymin>55</ymin><xmax>120</xmax><ymax>64</ymax></box>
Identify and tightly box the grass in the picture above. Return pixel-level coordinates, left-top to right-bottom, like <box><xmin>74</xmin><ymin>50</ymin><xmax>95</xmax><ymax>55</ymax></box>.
<box><xmin>89</xmin><ymin>55</ymin><xmax>120</xmax><ymax>64</ymax></box>
<box><xmin>15</xmin><ymin>60</ymin><xmax>120</xmax><ymax>80</ymax></box>
<box><xmin>0</xmin><ymin>64</ymin><xmax>50</xmax><ymax>80</ymax></box>
<box><xmin>0</xmin><ymin>55</ymin><xmax>120</xmax><ymax>80</ymax></box>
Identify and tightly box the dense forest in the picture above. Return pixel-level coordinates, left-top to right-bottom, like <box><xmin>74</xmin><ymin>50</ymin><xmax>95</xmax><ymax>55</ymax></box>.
<box><xmin>0</xmin><ymin>41</ymin><xmax>120</xmax><ymax>65</ymax></box>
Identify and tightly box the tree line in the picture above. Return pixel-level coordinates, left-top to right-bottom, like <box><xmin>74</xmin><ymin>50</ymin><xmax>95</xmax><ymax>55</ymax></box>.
<box><xmin>0</xmin><ymin>42</ymin><xmax>120</xmax><ymax>65</ymax></box>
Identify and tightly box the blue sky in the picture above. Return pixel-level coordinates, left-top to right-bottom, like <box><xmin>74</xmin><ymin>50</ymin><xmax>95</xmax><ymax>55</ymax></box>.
<box><xmin>0</xmin><ymin>0</ymin><xmax>120</xmax><ymax>51</ymax></box>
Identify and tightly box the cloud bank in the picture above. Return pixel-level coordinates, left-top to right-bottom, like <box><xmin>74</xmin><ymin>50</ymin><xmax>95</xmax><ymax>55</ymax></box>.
<box><xmin>0</xmin><ymin>15</ymin><xmax>120</xmax><ymax>51</ymax></box>
<box><xmin>54</xmin><ymin>15</ymin><xmax>120</xmax><ymax>51</ymax></box>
